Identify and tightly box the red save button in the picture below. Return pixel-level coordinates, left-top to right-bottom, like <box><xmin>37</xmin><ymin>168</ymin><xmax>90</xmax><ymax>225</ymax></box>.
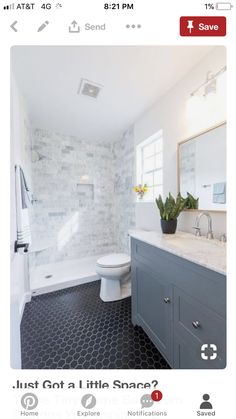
<box><xmin>180</xmin><ymin>16</ymin><xmax>226</xmax><ymax>36</ymax></box>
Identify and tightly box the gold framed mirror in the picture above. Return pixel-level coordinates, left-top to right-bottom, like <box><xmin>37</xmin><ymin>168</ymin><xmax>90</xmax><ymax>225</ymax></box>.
<box><xmin>178</xmin><ymin>121</ymin><xmax>226</xmax><ymax>212</ymax></box>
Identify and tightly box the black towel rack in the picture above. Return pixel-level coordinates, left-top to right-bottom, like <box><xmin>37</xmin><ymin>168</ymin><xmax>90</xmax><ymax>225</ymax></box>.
<box><xmin>14</xmin><ymin>241</ymin><xmax>29</xmax><ymax>253</ymax></box>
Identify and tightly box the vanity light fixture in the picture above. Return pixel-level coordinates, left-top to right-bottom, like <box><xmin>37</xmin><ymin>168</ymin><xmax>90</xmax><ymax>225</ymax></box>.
<box><xmin>190</xmin><ymin>65</ymin><xmax>226</xmax><ymax>97</ymax></box>
<box><xmin>204</xmin><ymin>71</ymin><xmax>217</xmax><ymax>96</ymax></box>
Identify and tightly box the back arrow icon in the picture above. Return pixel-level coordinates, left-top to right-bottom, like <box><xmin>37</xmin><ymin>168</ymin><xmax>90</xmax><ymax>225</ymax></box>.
<box><xmin>10</xmin><ymin>21</ymin><xmax>18</xmax><ymax>32</ymax></box>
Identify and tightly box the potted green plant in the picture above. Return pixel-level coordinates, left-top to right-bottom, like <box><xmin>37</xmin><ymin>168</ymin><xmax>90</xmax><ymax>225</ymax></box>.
<box><xmin>155</xmin><ymin>193</ymin><xmax>187</xmax><ymax>234</ymax></box>
<box><xmin>184</xmin><ymin>192</ymin><xmax>199</xmax><ymax>209</ymax></box>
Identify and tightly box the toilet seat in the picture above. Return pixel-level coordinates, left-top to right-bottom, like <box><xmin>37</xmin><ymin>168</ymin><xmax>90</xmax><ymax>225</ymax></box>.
<box><xmin>96</xmin><ymin>264</ymin><xmax>130</xmax><ymax>278</ymax></box>
<box><xmin>97</xmin><ymin>253</ymin><xmax>131</xmax><ymax>269</ymax></box>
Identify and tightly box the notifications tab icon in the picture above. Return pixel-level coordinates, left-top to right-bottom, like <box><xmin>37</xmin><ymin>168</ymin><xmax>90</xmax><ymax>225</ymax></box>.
<box><xmin>180</xmin><ymin>16</ymin><xmax>226</xmax><ymax>36</ymax></box>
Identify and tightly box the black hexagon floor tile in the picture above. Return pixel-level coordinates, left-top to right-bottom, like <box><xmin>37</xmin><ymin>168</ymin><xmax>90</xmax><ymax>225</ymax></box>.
<box><xmin>21</xmin><ymin>281</ymin><xmax>170</xmax><ymax>369</ymax></box>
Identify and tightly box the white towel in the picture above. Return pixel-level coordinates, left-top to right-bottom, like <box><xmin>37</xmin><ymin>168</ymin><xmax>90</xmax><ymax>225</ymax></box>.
<box><xmin>213</xmin><ymin>182</ymin><xmax>226</xmax><ymax>204</ymax></box>
<box><xmin>15</xmin><ymin>165</ymin><xmax>32</xmax><ymax>251</ymax></box>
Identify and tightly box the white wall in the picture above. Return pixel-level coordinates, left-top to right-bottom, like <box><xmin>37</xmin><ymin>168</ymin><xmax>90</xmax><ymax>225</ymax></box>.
<box><xmin>10</xmin><ymin>75</ymin><xmax>32</xmax><ymax>368</ymax></box>
<box><xmin>134</xmin><ymin>46</ymin><xmax>226</xmax><ymax>238</ymax></box>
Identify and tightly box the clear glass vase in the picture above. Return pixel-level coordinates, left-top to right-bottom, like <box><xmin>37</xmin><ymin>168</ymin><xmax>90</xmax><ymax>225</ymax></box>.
<box><xmin>137</xmin><ymin>193</ymin><xmax>144</xmax><ymax>200</ymax></box>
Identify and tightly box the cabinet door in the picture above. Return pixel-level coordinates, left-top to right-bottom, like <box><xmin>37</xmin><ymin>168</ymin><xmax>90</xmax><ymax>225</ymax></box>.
<box><xmin>174</xmin><ymin>287</ymin><xmax>226</xmax><ymax>369</ymax></box>
<box><xmin>132</xmin><ymin>262</ymin><xmax>173</xmax><ymax>364</ymax></box>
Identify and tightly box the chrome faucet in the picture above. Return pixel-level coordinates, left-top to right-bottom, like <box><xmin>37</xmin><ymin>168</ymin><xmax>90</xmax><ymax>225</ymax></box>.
<box><xmin>220</xmin><ymin>233</ymin><xmax>227</xmax><ymax>243</ymax></box>
<box><xmin>193</xmin><ymin>212</ymin><xmax>214</xmax><ymax>239</ymax></box>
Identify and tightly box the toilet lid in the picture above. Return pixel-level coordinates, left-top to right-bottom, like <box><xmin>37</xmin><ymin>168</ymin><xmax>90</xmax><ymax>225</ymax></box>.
<box><xmin>97</xmin><ymin>253</ymin><xmax>131</xmax><ymax>268</ymax></box>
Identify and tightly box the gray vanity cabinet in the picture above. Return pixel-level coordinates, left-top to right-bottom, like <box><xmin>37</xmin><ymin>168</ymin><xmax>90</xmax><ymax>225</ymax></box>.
<box><xmin>132</xmin><ymin>261</ymin><xmax>173</xmax><ymax>364</ymax></box>
<box><xmin>131</xmin><ymin>237</ymin><xmax>226</xmax><ymax>369</ymax></box>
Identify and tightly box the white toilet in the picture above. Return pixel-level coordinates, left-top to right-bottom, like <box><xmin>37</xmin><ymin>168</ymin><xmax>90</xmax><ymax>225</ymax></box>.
<box><xmin>96</xmin><ymin>253</ymin><xmax>131</xmax><ymax>302</ymax></box>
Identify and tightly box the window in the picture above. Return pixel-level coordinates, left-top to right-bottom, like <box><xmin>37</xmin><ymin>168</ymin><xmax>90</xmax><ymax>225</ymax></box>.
<box><xmin>136</xmin><ymin>130</ymin><xmax>163</xmax><ymax>202</ymax></box>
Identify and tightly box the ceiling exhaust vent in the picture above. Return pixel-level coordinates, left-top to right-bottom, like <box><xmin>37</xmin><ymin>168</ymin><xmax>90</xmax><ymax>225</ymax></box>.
<box><xmin>78</xmin><ymin>78</ymin><xmax>102</xmax><ymax>99</ymax></box>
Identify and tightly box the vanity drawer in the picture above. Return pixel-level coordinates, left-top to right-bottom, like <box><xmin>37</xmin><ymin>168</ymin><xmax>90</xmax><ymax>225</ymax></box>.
<box><xmin>174</xmin><ymin>287</ymin><xmax>226</xmax><ymax>367</ymax></box>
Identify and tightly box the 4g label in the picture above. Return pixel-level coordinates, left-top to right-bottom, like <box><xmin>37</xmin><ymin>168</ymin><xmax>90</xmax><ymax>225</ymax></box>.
<box><xmin>41</xmin><ymin>3</ymin><xmax>52</xmax><ymax>9</ymax></box>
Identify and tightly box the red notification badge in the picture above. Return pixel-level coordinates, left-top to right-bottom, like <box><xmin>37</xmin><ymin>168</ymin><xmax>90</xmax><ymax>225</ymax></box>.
<box><xmin>151</xmin><ymin>390</ymin><xmax>163</xmax><ymax>402</ymax></box>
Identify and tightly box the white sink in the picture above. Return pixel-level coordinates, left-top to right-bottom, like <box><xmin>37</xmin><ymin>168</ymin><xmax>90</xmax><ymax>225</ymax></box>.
<box><xmin>163</xmin><ymin>233</ymin><xmax>225</xmax><ymax>251</ymax></box>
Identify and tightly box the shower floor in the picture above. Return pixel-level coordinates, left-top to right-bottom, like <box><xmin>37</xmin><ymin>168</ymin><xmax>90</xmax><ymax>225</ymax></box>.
<box><xmin>30</xmin><ymin>255</ymin><xmax>103</xmax><ymax>295</ymax></box>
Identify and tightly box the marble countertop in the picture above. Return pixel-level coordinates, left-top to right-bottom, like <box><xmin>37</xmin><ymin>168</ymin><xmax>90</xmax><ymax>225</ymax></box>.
<box><xmin>129</xmin><ymin>230</ymin><xmax>226</xmax><ymax>275</ymax></box>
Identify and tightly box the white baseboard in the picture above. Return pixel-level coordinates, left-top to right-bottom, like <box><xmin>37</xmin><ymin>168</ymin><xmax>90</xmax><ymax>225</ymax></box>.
<box><xmin>19</xmin><ymin>291</ymin><xmax>32</xmax><ymax>321</ymax></box>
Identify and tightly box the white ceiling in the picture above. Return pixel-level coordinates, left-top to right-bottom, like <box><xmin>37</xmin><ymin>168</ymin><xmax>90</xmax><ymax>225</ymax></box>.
<box><xmin>12</xmin><ymin>46</ymin><xmax>214</xmax><ymax>141</ymax></box>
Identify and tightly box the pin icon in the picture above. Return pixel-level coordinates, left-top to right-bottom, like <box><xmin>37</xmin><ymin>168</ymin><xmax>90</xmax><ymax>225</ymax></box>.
<box><xmin>187</xmin><ymin>20</ymin><xmax>194</xmax><ymax>33</ymax></box>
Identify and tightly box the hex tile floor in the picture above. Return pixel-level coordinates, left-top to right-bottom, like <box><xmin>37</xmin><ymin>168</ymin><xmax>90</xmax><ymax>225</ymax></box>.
<box><xmin>21</xmin><ymin>281</ymin><xmax>170</xmax><ymax>369</ymax></box>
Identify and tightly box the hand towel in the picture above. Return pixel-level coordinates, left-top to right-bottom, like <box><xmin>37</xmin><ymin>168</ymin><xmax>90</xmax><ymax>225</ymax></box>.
<box><xmin>213</xmin><ymin>182</ymin><xmax>226</xmax><ymax>204</ymax></box>
<box><xmin>15</xmin><ymin>165</ymin><xmax>32</xmax><ymax>251</ymax></box>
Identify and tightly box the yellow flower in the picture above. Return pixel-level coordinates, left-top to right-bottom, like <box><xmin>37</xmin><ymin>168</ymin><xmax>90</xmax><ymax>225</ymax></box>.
<box><xmin>133</xmin><ymin>184</ymin><xmax>148</xmax><ymax>195</ymax></box>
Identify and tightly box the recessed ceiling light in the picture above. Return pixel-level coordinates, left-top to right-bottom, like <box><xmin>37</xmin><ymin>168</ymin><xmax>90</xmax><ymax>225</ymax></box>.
<box><xmin>78</xmin><ymin>78</ymin><xmax>103</xmax><ymax>99</ymax></box>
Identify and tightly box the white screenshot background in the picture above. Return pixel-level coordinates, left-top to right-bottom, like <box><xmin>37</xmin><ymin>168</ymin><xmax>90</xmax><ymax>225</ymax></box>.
<box><xmin>0</xmin><ymin>1</ymin><xmax>235</xmax><ymax>417</ymax></box>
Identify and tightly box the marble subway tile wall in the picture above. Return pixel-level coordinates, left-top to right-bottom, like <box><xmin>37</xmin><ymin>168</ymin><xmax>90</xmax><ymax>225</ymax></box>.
<box><xmin>113</xmin><ymin>126</ymin><xmax>136</xmax><ymax>253</ymax></box>
<box><xmin>31</xmin><ymin>129</ymin><xmax>117</xmax><ymax>265</ymax></box>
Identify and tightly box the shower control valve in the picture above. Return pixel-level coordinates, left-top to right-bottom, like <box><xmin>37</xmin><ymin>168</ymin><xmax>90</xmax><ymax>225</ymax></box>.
<box><xmin>163</xmin><ymin>297</ymin><xmax>171</xmax><ymax>303</ymax></box>
<box><xmin>192</xmin><ymin>320</ymin><xmax>201</xmax><ymax>329</ymax></box>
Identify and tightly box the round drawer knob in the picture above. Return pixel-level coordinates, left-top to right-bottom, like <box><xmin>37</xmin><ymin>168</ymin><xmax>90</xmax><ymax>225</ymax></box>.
<box><xmin>192</xmin><ymin>321</ymin><xmax>201</xmax><ymax>329</ymax></box>
<box><xmin>164</xmin><ymin>297</ymin><xmax>171</xmax><ymax>303</ymax></box>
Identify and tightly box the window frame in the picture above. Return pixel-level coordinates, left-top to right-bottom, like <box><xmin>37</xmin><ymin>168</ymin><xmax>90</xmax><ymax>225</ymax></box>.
<box><xmin>136</xmin><ymin>130</ymin><xmax>163</xmax><ymax>202</ymax></box>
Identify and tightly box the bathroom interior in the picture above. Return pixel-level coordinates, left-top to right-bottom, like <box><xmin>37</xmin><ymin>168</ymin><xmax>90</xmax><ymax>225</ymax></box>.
<box><xmin>10</xmin><ymin>45</ymin><xmax>226</xmax><ymax>370</ymax></box>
